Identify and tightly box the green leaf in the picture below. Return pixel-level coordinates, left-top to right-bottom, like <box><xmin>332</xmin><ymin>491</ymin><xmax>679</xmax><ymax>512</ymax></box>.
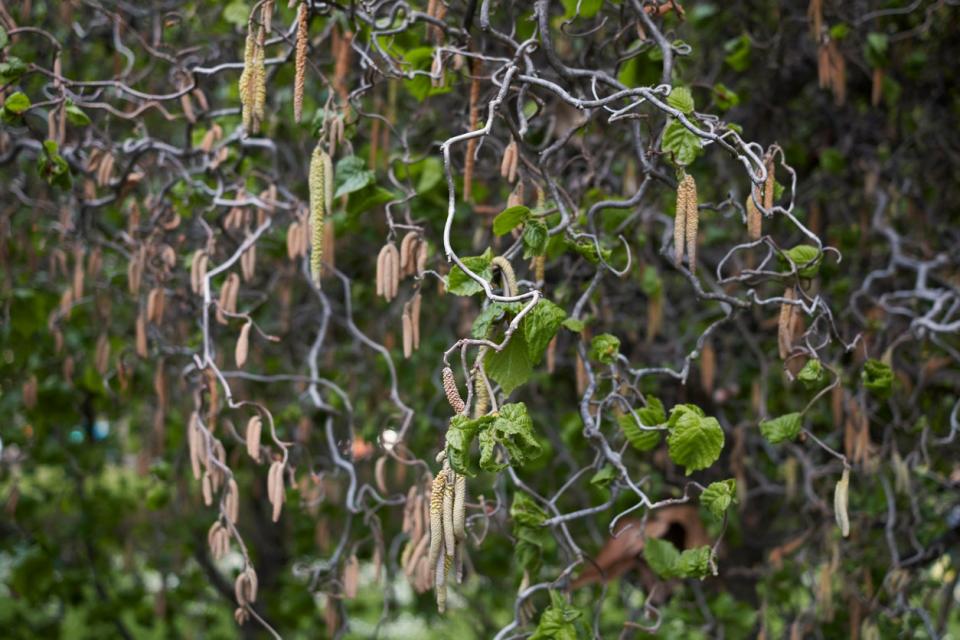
<box><xmin>447</xmin><ymin>248</ymin><xmax>493</xmax><ymax>296</ymax></box>
<box><xmin>829</xmin><ymin>23</ymin><xmax>850</xmax><ymax>40</ymax></box>
<box><xmin>667</xmin><ymin>403</ymin><xmax>705</xmax><ymax>429</ymax></box>
<box><xmin>4</xmin><ymin>91</ymin><xmax>31</xmax><ymax>115</ymax></box>
<box><xmin>522</xmin><ymin>218</ymin><xmax>549</xmax><ymax>258</ymax></box>
<box><xmin>445</xmin><ymin>414</ymin><xmax>495</xmax><ymax>477</ymax></box>
<box><xmin>562</xmin><ymin>317</ymin><xmax>585</xmax><ymax>332</ymax></box>
<box><xmin>661</xmin><ymin>119</ymin><xmax>703</xmax><ymax>166</ymax></box>
<box><xmin>723</xmin><ymin>34</ymin><xmax>752</xmax><ymax>71</ymax></box>
<box><xmin>675</xmin><ymin>546</ymin><xmax>713</xmax><ymax>579</ymax></box>
<box><xmin>0</xmin><ymin>57</ymin><xmax>27</xmax><ymax>83</ymax></box>
<box><xmin>780</xmin><ymin>244</ymin><xmax>822</xmax><ymax>278</ymax></box>
<box><xmin>0</xmin><ymin>26</ymin><xmax>8</xmax><ymax>49</ymax></box>
<box><xmin>346</xmin><ymin>185</ymin><xmax>396</xmax><ymax>216</ymax></box>
<box><xmin>590</xmin><ymin>465</ymin><xmax>617</xmax><ymax>489</ymax></box>
<box><xmin>561</xmin><ymin>0</ymin><xmax>603</xmax><ymax>19</ymax></box>
<box><xmin>798</xmin><ymin>359</ymin><xmax>825</xmax><ymax>390</ymax></box>
<box><xmin>512</xmin><ymin>492</ymin><xmax>549</xmax><ymax>573</ymax></box>
<box><xmin>641</xmin><ymin>266</ymin><xmax>663</xmax><ymax>297</ymax></box>
<box><xmin>493</xmin><ymin>205</ymin><xmax>531</xmax><ymax>236</ymax></box>
<box><xmin>862</xmin><ymin>359</ymin><xmax>893</xmax><ymax>398</ymax></box>
<box><xmin>638</xmin><ymin>397</ymin><xmax>667</xmax><ymax>426</ymax></box>
<box><xmin>402</xmin><ymin>47</ymin><xmax>452</xmax><ymax>101</ymax></box>
<box><xmin>471</xmin><ymin>302</ymin><xmax>513</xmax><ymax>340</ymax></box>
<box><xmin>712</xmin><ymin>83</ymin><xmax>740</xmax><ymax>111</ymax></box>
<box><xmin>644</xmin><ymin>538</ymin><xmax>681</xmax><ymax>578</ymax></box>
<box><xmin>333</xmin><ymin>155</ymin><xmax>375</xmax><ymax>198</ymax></box>
<box><xmin>479</xmin><ymin>402</ymin><xmax>542</xmax><ymax>471</ymax></box>
<box><xmin>530</xmin><ymin>591</ymin><xmax>586</xmax><ymax>640</ymax></box>
<box><xmin>64</xmin><ymin>102</ymin><xmax>91</xmax><ymax>126</ymax></box>
<box><xmin>618</xmin><ymin>413</ymin><xmax>662</xmax><ymax>451</ymax></box>
<box><xmin>523</xmin><ymin>299</ymin><xmax>567</xmax><ymax>365</ymax></box>
<box><xmin>667</xmin><ymin>86</ymin><xmax>695</xmax><ymax>114</ymax></box>
<box><xmin>701</xmin><ymin>479</ymin><xmax>737</xmax><ymax>519</ymax></box>
<box><xmin>667</xmin><ymin>408</ymin><xmax>724</xmax><ymax>475</ymax></box>
<box><xmin>511</xmin><ymin>491</ymin><xmax>548</xmax><ymax>527</ymax></box>
<box><xmin>37</xmin><ymin>140</ymin><xmax>71</xmax><ymax>189</ymax></box>
<box><xmin>416</xmin><ymin>157</ymin><xmax>443</xmax><ymax>193</ymax></box>
<box><xmin>223</xmin><ymin>1</ymin><xmax>249</xmax><ymax>28</ymax></box>
<box><xmin>484</xmin><ymin>334</ymin><xmax>533</xmax><ymax>395</ymax></box>
<box><xmin>759</xmin><ymin>412</ymin><xmax>802</xmax><ymax>444</ymax></box>
<box><xmin>589</xmin><ymin>333</ymin><xmax>620</xmax><ymax>365</ymax></box>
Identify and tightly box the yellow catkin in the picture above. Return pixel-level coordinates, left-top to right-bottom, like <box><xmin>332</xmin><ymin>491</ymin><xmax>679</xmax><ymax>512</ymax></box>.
<box><xmin>239</xmin><ymin>30</ymin><xmax>256</xmax><ymax>132</ymax></box>
<box><xmin>683</xmin><ymin>174</ymin><xmax>699</xmax><ymax>273</ymax></box>
<box><xmin>294</xmin><ymin>3</ymin><xmax>308</xmax><ymax>123</ymax></box>
<box><xmin>252</xmin><ymin>26</ymin><xmax>266</xmax><ymax>130</ymax></box>
<box><xmin>428</xmin><ymin>472</ymin><xmax>447</xmax><ymax>570</ymax></box>
<box><xmin>442</xmin><ymin>470</ymin><xmax>456</xmax><ymax>557</ymax></box>
<box><xmin>473</xmin><ymin>372</ymin><xmax>489</xmax><ymax>418</ymax></box>
<box><xmin>674</xmin><ymin>175</ymin><xmax>690</xmax><ymax>267</ymax></box>
<box><xmin>834</xmin><ymin>467</ymin><xmax>850</xmax><ymax>537</ymax></box>
<box><xmin>492</xmin><ymin>256</ymin><xmax>516</xmax><ymax>297</ymax></box>
<box><xmin>442</xmin><ymin>367</ymin><xmax>465</xmax><ymax>414</ymax></box>
<box><xmin>453</xmin><ymin>474</ymin><xmax>466</xmax><ymax>540</ymax></box>
<box><xmin>309</xmin><ymin>144</ymin><xmax>333</xmax><ymax>286</ymax></box>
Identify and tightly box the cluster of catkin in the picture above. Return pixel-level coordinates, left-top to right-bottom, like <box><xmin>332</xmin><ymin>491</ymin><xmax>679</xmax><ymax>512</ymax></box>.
<box><xmin>673</xmin><ymin>173</ymin><xmax>700</xmax><ymax>272</ymax></box>
<box><xmin>238</xmin><ymin>2</ymin><xmax>272</xmax><ymax>134</ymax></box>
<box><xmin>377</xmin><ymin>231</ymin><xmax>426</xmax><ymax>302</ymax></box>
<box><xmin>233</xmin><ymin>566</ymin><xmax>259</xmax><ymax>625</ymax></box>
<box><xmin>309</xmin><ymin>143</ymin><xmax>333</xmax><ymax>285</ymax></box>
<box><xmin>500</xmin><ymin>138</ymin><xmax>519</xmax><ymax>183</ymax></box>
<box><xmin>397</xmin><ymin>455</ymin><xmax>468</xmax><ymax>613</ymax></box>
<box><xmin>402</xmin><ymin>293</ymin><xmax>422</xmax><ymax>359</ymax></box>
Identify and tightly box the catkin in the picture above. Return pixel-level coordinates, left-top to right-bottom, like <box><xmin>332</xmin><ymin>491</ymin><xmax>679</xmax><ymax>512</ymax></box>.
<box><xmin>376</xmin><ymin>243</ymin><xmax>400</xmax><ymax>301</ymax></box>
<box><xmin>239</xmin><ymin>30</ymin><xmax>256</xmax><ymax>132</ymax></box>
<box><xmin>252</xmin><ymin>27</ymin><xmax>266</xmax><ymax>130</ymax></box>
<box><xmin>268</xmin><ymin>461</ymin><xmax>285</xmax><ymax>522</ymax></box>
<box><xmin>674</xmin><ymin>176</ymin><xmax>689</xmax><ymax>267</ymax></box>
<box><xmin>188</xmin><ymin>412</ymin><xmax>203</xmax><ymax>480</ymax></box>
<box><xmin>442</xmin><ymin>470</ymin><xmax>456</xmax><ymax>558</ymax></box>
<box><xmin>309</xmin><ymin>143</ymin><xmax>333</xmax><ymax>286</ymax></box>
<box><xmin>343</xmin><ymin>554</ymin><xmax>360</xmax><ymax>599</ymax></box>
<box><xmin>402</xmin><ymin>304</ymin><xmax>413</xmax><ymax>359</ymax></box>
<box><xmin>682</xmin><ymin>174</ymin><xmax>699</xmax><ymax>273</ymax></box>
<box><xmin>442</xmin><ymin>367</ymin><xmax>465</xmax><ymax>414</ymax></box>
<box><xmin>746</xmin><ymin>188</ymin><xmax>762</xmax><ymax>240</ymax></box>
<box><xmin>294</xmin><ymin>2</ymin><xmax>308</xmax><ymax>123</ymax></box>
<box><xmin>235</xmin><ymin>321</ymin><xmax>252</xmax><ymax>368</ymax></box>
<box><xmin>411</xmin><ymin>292</ymin><xmax>421</xmax><ymax>349</ymax></box>
<box><xmin>492</xmin><ymin>256</ymin><xmax>517</xmax><ymax>297</ymax></box>
<box><xmin>500</xmin><ymin>139</ymin><xmax>518</xmax><ymax>182</ymax></box>
<box><xmin>778</xmin><ymin>286</ymin><xmax>797</xmax><ymax>360</ymax></box>
<box><xmin>834</xmin><ymin>467</ymin><xmax>850</xmax><ymax>537</ymax></box>
<box><xmin>225</xmin><ymin>478</ymin><xmax>240</xmax><ymax>524</ymax></box>
<box><xmin>763</xmin><ymin>153</ymin><xmax>775</xmax><ymax>212</ymax></box>
<box><xmin>453</xmin><ymin>474</ymin><xmax>466</xmax><ymax>541</ymax></box>
<box><xmin>135</xmin><ymin>312</ymin><xmax>148</xmax><ymax>357</ymax></box>
<box><xmin>399</xmin><ymin>232</ymin><xmax>418</xmax><ymax>276</ymax></box>
<box><xmin>190</xmin><ymin>250</ymin><xmax>208</xmax><ymax>294</ymax></box>
<box><xmin>246</xmin><ymin>415</ymin><xmax>262</xmax><ymax>460</ymax></box>
<box><xmin>428</xmin><ymin>472</ymin><xmax>447</xmax><ymax>570</ymax></box>
<box><xmin>463</xmin><ymin>59</ymin><xmax>481</xmax><ymax>203</ymax></box>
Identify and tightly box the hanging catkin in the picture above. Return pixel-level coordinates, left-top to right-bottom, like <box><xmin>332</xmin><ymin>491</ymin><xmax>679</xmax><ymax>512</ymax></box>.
<box><xmin>428</xmin><ymin>472</ymin><xmax>447</xmax><ymax>570</ymax></box>
<box><xmin>763</xmin><ymin>153</ymin><xmax>775</xmax><ymax>211</ymax></box>
<box><xmin>492</xmin><ymin>256</ymin><xmax>517</xmax><ymax>297</ymax></box>
<box><xmin>239</xmin><ymin>29</ymin><xmax>257</xmax><ymax>132</ymax></box>
<box><xmin>442</xmin><ymin>367</ymin><xmax>465</xmax><ymax>414</ymax></box>
<box><xmin>683</xmin><ymin>175</ymin><xmax>700</xmax><ymax>273</ymax></box>
<box><xmin>834</xmin><ymin>467</ymin><xmax>850</xmax><ymax>537</ymax></box>
<box><xmin>778</xmin><ymin>286</ymin><xmax>798</xmax><ymax>360</ymax></box>
<box><xmin>294</xmin><ymin>2</ymin><xmax>308</xmax><ymax>123</ymax></box>
<box><xmin>309</xmin><ymin>143</ymin><xmax>333</xmax><ymax>286</ymax></box>
<box><xmin>252</xmin><ymin>26</ymin><xmax>266</xmax><ymax>129</ymax></box>
<box><xmin>674</xmin><ymin>174</ymin><xmax>692</xmax><ymax>267</ymax></box>
<box><xmin>463</xmin><ymin>58</ymin><xmax>482</xmax><ymax>202</ymax></box>
<box><xmin>453</xmin><ymin>474</ymin><xmax>466</xmax><ymax>540</ymax></box>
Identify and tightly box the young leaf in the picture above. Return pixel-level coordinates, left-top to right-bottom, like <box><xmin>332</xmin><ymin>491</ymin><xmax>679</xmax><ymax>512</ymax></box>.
<box><xmin>4</xmin><ymin>91</ymin><xmax>31</xmax><ymax>115</ymax></box>
<box><xmin>862</xmin><ymin>359</ymin><xmax>893</xmax><ymax>398</ymax></box>
<box><xmin>644</xmin><ymin>538</ymin><xmax>681</xmax><ymax>578</ymax></box>
<box><xmin>618</xmin><ymin>414</ymin><xmax>662</xmax><ymax>451</ymax></box>
<box><xmin>65</xmin><ymin>102</ymin><xmax>91</xmax><ymax>126</ymax></box>
<box><xmin>333</xmin><ymin>155</ymin><xmax>374</xmax><ymax>198</ymax></box>
<box><xmin>589</xmin><ymin>333</ymin><xmax>620</xmax><ymax>365</ymax></box>
<box><xmin>701</xmin><ymin>479</ymin><xmax>737</xmax><ymax>519</ymax></box>
<box><xmin>667</xmin><ymin>86</ymin><xmax>695</xmax><ymax>114</ymax></box>
<box><xmin>780</xmin><ymin>244</ymin><xmax>822</xmax><ymax>278</ymax></box>
<box><xmin>797</xmin><ymin>359</ymin><xmax>824</xmax><ymax>390</ymax></box>
<box><xmin>447</xmin><ymin>248</ymin><xmax>494</xmax><ymax>296</ymax></box>
<box><xmin>667</xmin><ymin>410</ymin><xmax>724</xmax><ymax>475</ymax></box>
<box><xmin>589</xmin><ymin>465</ymin><xmax>617</xmax><ymax>489</ymax></box>
<box><xmin>493</xmin><ymin>205</ymin><xmax>531</xmax><ymax>236</ymax></box>
<box><xmin>675</xmin><ymin>546</ymin><xmax>713</xmax><ymax>579</ymax></box>
<box><xmin>522</xmin><ymin>299</ymin><xmax>567</xmax><ymax>365</ymax></box>
<box><xmin>661</xmin><ymin>119</ymin><xmax>703</xmax><ymax>166</ymax></box>
<box><xmin>522</xmin><ymin>218</ymin><xmax>549</xmax><ymax>258</ymax></box>
<box><xmin>759</xmin><ymin>412</ymin><xmax>802</xmax><ymax>444</ymax></box>
<box><xmin>484</xmin><ymin>333</ymin><xmax>533</xmax><ymax>395</ymax></box>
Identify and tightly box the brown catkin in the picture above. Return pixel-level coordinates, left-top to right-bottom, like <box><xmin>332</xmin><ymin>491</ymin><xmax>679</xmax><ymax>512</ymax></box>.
<box><xmin>747</xmin><ymin>188</ymin><xmax>762</xmax><ymax>240</ymax></box>
<box><xmin>683</xmin><ymin>174</ymin><xmax>699</xmax><ymax>273</ymax></box>
<box><xmin>763</xmin><ymin>153</ymin><xmax>775</xmax><ymax>212</ymax></box>
<box><xmin>235</xmin><ymin>321</ymin><xmax>252</xmax><ymax>368</ymax></box>
<box><xmin>246</xmin><ymin>415</ymin><xmax>262</xmax><ymax>460</ymax></box>
<box><xmin>400</xmin><ymin>232</ymin><xmax>418</xmax><ymax>276</ymax></box>
<box><xmin>402</xmin><ymin>304</ymin><xmax>413</xmax><ymax>359</ymax></box>
<box><xmin>309</xmin><ymin>143</ymin><xmax>333</xmax><ymax>285</ymax></box>
<box><xmin>463</xmin><ymin>59</ymin><xmax>481</xmax><ymax>202</ymax></box>
<box><xmin>135</xmin><ymin>312</ymin><xmax>148</xmax><ymax>357</ymax></box>
<box><xmin>778</xmin><ymin>286</ymin><xmax>797</xmax><ymax>360</ymax></box>
<box><xmin>268</xmin><ymin>461</ymin><xmax>285</xmax><ymax>522</ymax></box>
<box><xmin>411</xmin><ymin>291</ymin><xmax>421</xmax><ymax>349</ymax></box>
<box><xmin>294</xmin><ymin>2</ymin><xmax>308</xmax><ymax>122</ymax></box>
<box><xmin>441</xmin><ymin>367</ymin><xmax>465</xmax><ymax>414</ymax></box>
<box><xmin>225</xmin><ymin>478</ymin><xmax>239</xmax><ymax>524</ymax></box>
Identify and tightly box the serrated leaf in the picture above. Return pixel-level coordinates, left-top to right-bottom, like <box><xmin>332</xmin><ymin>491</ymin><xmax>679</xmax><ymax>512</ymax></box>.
<box><xmin>493</xmin><ymin>205</ymin><xmax>531</xmax><ymax>236</ymax></box>
<box><xmin>523</xmin><ymin>299</ymin><xmax>567</xmax><ymax>365</ymax></box>
<box><xmin>479</xmin><ymin>402</ymin><xmax>542</xmax><ymax>471</ymax></box>
<box><xmin>759</xmin><ymin>412</ymin><xmax>802</xmax><ymax>444</ymax></box>
<box><xmin>667</xmin><ymin>410</ymin><xmax>724</xmax><ymax>475</ymax></box>
<box><xmin>644</xmin><ymin>538</ymin><xmax>681</xmax><ymax>578</ymax></box>
<box><xmin>675</xmin><ymin>546</ymin><xmax>713</xmax><ymax>579</ymax></box>
<box><xmin>333</xmin><ymin>155</ymin><xmax>374</xmax><ymax>198</ymax></box>
<box><xmin>638</xmin><ymin>397</ymin><xmax>667</xmax><ymax>426</ymax></box>
<box><xmin>701</xmin><ymin>479</ymin><xmax>737</xmax><ymax>519</ymax></box>
<box><xmin>484</xmin><ymin>334</ymin><xmax>532</xmax><ymax>395</ymax></box>
<box><xmin>447</xmin><ymin>248</ymin><xmax>493</xmax><ymax>296</ymax></box>
<box><xmin>661</xmin><ymin>118</ymin><xmax>703</xmax><ymax>166</ymax></box>
<box><xmin>445</xmin><ymin>413</ymin><xmax>495</xmax><ymax>477</ymax></box>
<box><xmin>862</xmin><ymin>358</ymin><xmax>893</xmax><ymax>398</ymax></box>
<box><xmin>798</xmin><ymin>359</ymin><xmax>824</xmax><ymax>390</ymax></box>
<box><xmin>618</xmin><ymin>414</ymin><xmax>662</xmax><ymax>451</ymax></box>
<box><xmin>667</xmin><ymin>86</ymin><xmax>695</xmax><ymax>114</ymax></box>
<box><xmin>667</xmin><ymin>403</ymin><xmax>705</xmax><ymax>429</ymax></box>
<box><xmin>0</xmin><ymin>57</ymin><xmax>27</xmax><ymax>83</ymax></box>
<box><xmin>589</xmin><ymin>333</ymin><xmax>620</xmax><ymax>365</ymax></box>
<box><xmin>530</xmin><ymin>590</ymin><xmax>585</xmax><ymax>640</ymax></box>
<box><xmin>471</xmin><ymin>302</ymin><xmax>512</xmax><ymax>339</ymax></box>
<box><xmin>522</xmin><ymin>218</ymin><xmax>548</xmax><ymax>258</ymax></box>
